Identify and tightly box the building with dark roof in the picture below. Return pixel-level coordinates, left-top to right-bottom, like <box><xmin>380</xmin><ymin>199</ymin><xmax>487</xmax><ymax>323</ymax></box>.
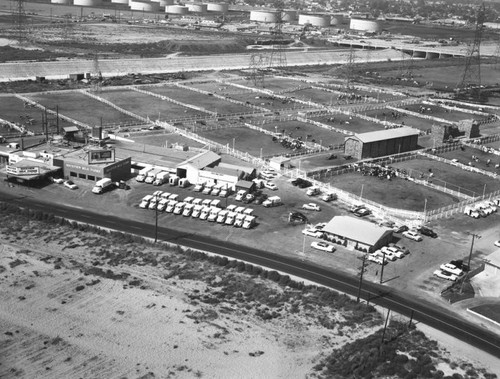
<box><xmin>322</xmin><ymin>216</ymin><xmax>393</xmax><ymax>252</ymax></box>
<box><xmin>344</xmin><ymin>127</ymin><xmax>420</xmax><ymax>159</ymax></box>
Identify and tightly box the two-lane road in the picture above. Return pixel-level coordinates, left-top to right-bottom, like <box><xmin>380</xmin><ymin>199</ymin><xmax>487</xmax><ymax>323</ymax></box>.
<box><xmin>1</xmin><ymin>189</ymin><xmax>499</xmax><ymax>358</ymax></box>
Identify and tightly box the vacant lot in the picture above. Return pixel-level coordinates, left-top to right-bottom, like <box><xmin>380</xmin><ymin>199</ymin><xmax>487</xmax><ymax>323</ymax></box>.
<box><xmin>391</xmin><ymin>156</ymin><xmax>500</xmax><ymax>197</ymax></box>
<box><xmin>198</xmin><ymin>126</ymin><xmax>291</xmax><ymax>157</ymax></box>
<box><xmin>97</xmin><ymin>88</ymin><xmax>206</xmax><ymax>121</ymax></box>
<box><xmin>320</xmin><ymin>171</ymin><xmax>459</xmax><ymax>211</ymax></box>
<box><xmin>0</xmin><ymin>95</ymin><xmax>72</xmax><ymax>137</ymax></box>
<box><xmin>28</xmin><ymin>91</ymin><xmax>137</xmax><ymax>127</ymax></box>
<box><xmin>147</xmin><ymin>85</ymin><xmax>252</xmax><ymax>115</ymax></box>
<box><xmin>364</xmin><ymin>107</ymin><xmax>439</xmax><ymax>132</ymax></box>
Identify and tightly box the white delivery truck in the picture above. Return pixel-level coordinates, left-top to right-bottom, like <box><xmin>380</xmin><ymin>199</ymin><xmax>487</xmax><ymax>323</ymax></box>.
<box><xmin>192</xmin><ymin>204</ymin><xmax>204</xmax><ymax>218</ymax></box>
<box><xmin>243</xmin><ymin>215</ymin><xmax>256</xmax><ymax>229</ymax></box>
<box><xmin>139</xmin><ymin>194</ymin><xmax>154</xmax><ymax>209</ymax></box>
<box><xmin>263</xmin><ymin>196</ymin><xmax>282</xmax><ymax>208</ymax></box>
<box><xmin>199</xmin><ymin>206</ymin><xmax>212</xmax><ymax>220</ymax></box>
<box><xmin>219</xmin><ymin>186</ymin><xmax>230</xmax><ymax>198</ymax></box>
<box><xmin>225</xmin><ymin>211</ymin><xmax>237</xmax><ymax>226</ymax></box>
<box><xmin>202</xmin><ymin>183</ymin><xmax>214</xmax><ymax>195</ymax></box>
<box><xmin>145</xmin><ymin>168</ymin><xmax>162</xmax><ymax>184</ymax></box>
<box><xmin>210</xmin><ymin>199</ymin><xmax>221</xmax><ymax>208</ymax></box>
<box><xmin>92</xmin><ymin>178</ymin><xmax>114</xmax><ymax>194</ymax></box>
<box><xmin>207</xmin><ymin>207</ymin><xmax>221</xmax><ymax>222</ymax></box>
<box><xmin>183</xmin><ymin>203</ymin><xmax>195</xmax><ymax>217</ymax></box>
<box><xmin>235</xmin><ymin>190</ymin><xmax>247</xmax><ymax>201</ymax></box>
<box><xmin>153</xmin><ymin>171</ymin><xmax>170</xmax><ymax>186</ymax></box>
<box><xmin>178</xmin><ymin>178</ymin><xmax>190</xmax><ymax>188</ymax></box>
<box><xmin>165</xmin><ymin>200</ymin><xmax>177</xmax><ymax>213</ymax></box>
<box><xmin>234</xmin><ymin>213</ymin><xmax>246</xmax><ymax>227</ymax></box>
<box><xmin>217</xmin><ymin>210</ymin><xmax>228</xmax><ymax>223</ymax></box>
<box><xmin>169</xmin><ymin>174</ymin><xmax>179</xmax><ymax>186</ymax></box>
<box><xmin>173</xmin><ymin>202</ymin><xmax>186</xmax><ymax>215</ymax></box>
<box><xmin>136</xmin><ymin>166</ymin><xmax>153</xmax><ymax>182</ymax></box>
<box><xmin>235</xmin><ymin>206</ymin><xmax>246</xmax><ymax>214</ymax></box>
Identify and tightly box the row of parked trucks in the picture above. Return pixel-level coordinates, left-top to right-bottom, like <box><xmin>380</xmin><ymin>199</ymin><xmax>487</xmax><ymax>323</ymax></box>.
<box><xmin>139</xmin><ymin>193</ymin><xmax>257</xmax><ymax>228</ymax></box>
<box><xmin>136</xmin><ymin>167</ymin><xmax>189</xmax><ymax>187</ymax></box>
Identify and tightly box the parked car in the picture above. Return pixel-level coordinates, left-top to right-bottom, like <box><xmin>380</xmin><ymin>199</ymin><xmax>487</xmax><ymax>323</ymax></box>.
<box><xmin>264</xmin><ymin>182</ymin><xmax>278</xmax><ymax>191</ymax></box>
<box><xmin>311</xmin><ymin>241</ymin><xmax>335</xmax><ymax>253</ymax></box>
<box><xmin>381</xmin><ymin>246</ymin><xmax>404</xmax><ymax>259</ymax></box>
<box><xmin>51</xmin><ymin>177</ymin><xmax>64</xmax><ymax>184</ymax></box>
<box><xmin>302</xmin><ymin>203</ymin><xmax>321</xmax><ymax>211</ymax></box>
<box><xmin>291</xmin><ymin>178</ymin><xmax>304</xmax><ymax>186</ymax></box>
<box><xmin>440</xmin><ymin>263</ymin><xmax>463</xmax><ymax>277</ymax></box>
<box><xmin>64</xmin><ymin>180</ymin><xmax>78</xmax><ymax>190</ymax></box>
<box><xmin>392</xmin><ymin>225</ymin><xmax>409</xmax><ymax>234</ymax></box>
<box><xmin>254</xmin><ymin>194</ymin><xmax>268</xmax><ymax>205</ymax></box>
<box><xmin>389</xmin><ymin>243</ymin><xmax>410</xmax><ymax>255</ymax></box>
<box><xmin>243</xmin><ymin>194</ymin><xmax>255</xmax><ymax>204</ymax></box>
<box><xmin>353</xmin><ymin>208</ymin><xmax>370</xmax><ymax>217</ymax></box>
<box><xmin>494</xmin><ymin>240</ymin><xmax>500</xmax><ymax>248</ymax></box>
<box><xmin>402</xmin><ymin>230</ymin><xmax>423</xmax><ymax>242</ymax></box>
<box><xmin>368</xmin><ymin>254</ymin><xmax>387</xmax><ymax>265</ymax></box>
<box><xmin>297</xmin><ymin>180</ymin><xmax>312</xmax><ymax>189</ymax></box>
<box><xmin>302</xmin><ymin>228</ymin><xmax>324</xmax><ymax>238</ymax></box>
<box><xmin>449</xmin><ymin>259</ymin><xmax>470</xmax><ymax>272</ymax></box>
<box><xmin>235</xmin><ymin>190</ymin><xmax>247</xmax><ymax>201</ymax></box>
<box><xmin>419</xmin><ymin>226</ymin><xmax>437</xmax><ymax>238</ymax></box>
<box><xmin>433</xmin><ymin>270</ymin><xmax>458</xmax><ymax>281</ymax></box>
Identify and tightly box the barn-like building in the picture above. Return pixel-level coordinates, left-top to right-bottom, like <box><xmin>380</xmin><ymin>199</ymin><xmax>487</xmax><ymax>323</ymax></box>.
<box><xmin>344</xmin><ymin>127</ymin><xmax>420</xmax><ymax>159</ymax></box>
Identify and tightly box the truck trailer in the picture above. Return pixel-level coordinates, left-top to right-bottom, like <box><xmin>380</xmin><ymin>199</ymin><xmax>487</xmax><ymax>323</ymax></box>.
<box><xmin>92</xmin><ymin>178</ymin><xmax>114</xmax><ymax>194</ymax></box>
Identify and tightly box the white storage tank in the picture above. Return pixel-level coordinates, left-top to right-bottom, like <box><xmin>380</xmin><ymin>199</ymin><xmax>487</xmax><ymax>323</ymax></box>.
<box><xmin>281</xmin><ymin>10</ymin><xmax>296</xmax><ymax>22</ymax></box>
<box><xmin>250</xmin><ymin>10</ymin><xmax>278</xmax><ymax>23</ymax></box>
<box><xmin>206</xmin><ymin>2</ymin><xmax>228</xmax><ymax>13</ymax></box>
<box><xmin>165</xmin><ymin>5</ymin><xmax>189</xmax><ymax>14</ymax></box>
<box><xmin>129</xmin><ymin>0</ymin><xmax>160</xmax><ymax>11</ymax></box>
<box><xmin>298</xmin><ymin>14</ymin><xmax>331</xmax><ymax>27</ymax></box>
<box><xmin>51</xmin><ymin>0</ymin><xmax>72</xmax><ymax>4</ymax></box>
<box><xmin>111</xmin><ymin>0</ymin><xmax>128</xmax><ymax>4</ymax></box>
<box><xmin>73</xmin><ymin>0</ymin><xmax>102</xmax><ymax>6</ymax></box>
<box><xmin>187</xmin><ymin>3</ymin><xmax>207</xmax><ymax>13</ymax></box>
<box><xmin>349</xmin><ymin>18</ymin><xmax>382</xmax><ymax>33</ymax></box>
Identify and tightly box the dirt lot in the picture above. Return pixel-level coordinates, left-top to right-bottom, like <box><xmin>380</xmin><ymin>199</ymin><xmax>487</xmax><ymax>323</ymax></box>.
<box><xmin>435</xmin><ymin>146</ymin><xmax>500</xmax><ymax>175</ymax></box>
<box><xmin>364</xmin><ymin>107</ymin><xmax>442</xmax><ymax>132</ymax></box>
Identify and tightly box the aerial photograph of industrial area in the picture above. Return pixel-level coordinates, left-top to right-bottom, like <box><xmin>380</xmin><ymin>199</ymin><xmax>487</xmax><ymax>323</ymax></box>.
<box><xmin>1</xmin><ymin>0</ymin><xmax>500</xmax><ymax>377</ymax></box>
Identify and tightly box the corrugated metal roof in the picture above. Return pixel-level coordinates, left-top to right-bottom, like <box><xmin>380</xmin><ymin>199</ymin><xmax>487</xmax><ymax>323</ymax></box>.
<box><xmin>349</xmin><ymin>127</ymin><xmax>420</xmax><ymax>144</ymax></box>
<box><xmin>322</xmin><ymin>216</ymin><xmax>392</xmax><ymax>246</ymax></box>
<box><xmin>177</xmin><ymin>150</ymin><xmax>220</xmax><ymax>170</ymax></box>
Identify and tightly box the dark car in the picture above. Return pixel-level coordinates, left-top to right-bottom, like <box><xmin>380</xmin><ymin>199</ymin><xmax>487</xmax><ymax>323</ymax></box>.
<box><xmin>298</xmin><ymin>180</ymin><xmax>312</xmax><ymax>189</ymax></box>
<box><xmin>254</xmin><ymin>194</ymin><xmax>268</xmax><ymax>205</ymax></box>
<box><xmin>353</xmin><ymin>208</ymin><xmax>370</xmax><ymax>217</ymax></box>
<box><xmin>393</xmin><ymin>225</ymin><xmax>409</xmax><ymax>234</ymax></box>
<box><xmin>450</xmin><ymin>259</ymin><xmax>470</xmax><ymax>272</ymax></box>
<box><xmin>291</xmin><ymin>178</ymin><xmax>303</xmax><ymax>186</ymax></box>
<box><xmin>419</xmin><ymin>226</ymin><xmax>437</xmax><ymax>238</ymax></box>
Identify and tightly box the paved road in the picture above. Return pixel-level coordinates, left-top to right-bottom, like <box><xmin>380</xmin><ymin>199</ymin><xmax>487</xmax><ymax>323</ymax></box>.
<box><xmin>1</xmin><ymin>189</ymin><xmax>499</xmax><ymax>358</ymax></box>
<box><xmin>0</xmin><ymin>49</ymin><xmax>401</xmax><ymax>82</ymax></box>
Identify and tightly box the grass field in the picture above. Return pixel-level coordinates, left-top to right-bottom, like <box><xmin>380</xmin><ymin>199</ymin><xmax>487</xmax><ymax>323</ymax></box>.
<box><xmin>0</xmin><ymin>95</ymin><xmax>72</xmax><ymax>136</ymax></box>
<box><xmin>310</xmin><ymin>113</ymin><xmax>385</xmax><ymax>134</ymax></box>
<box><xmin>256</xmin><ymin>119</ymin><xmax>347</xmax><ymax>147</ymax></box>
<box><xmin>390</xmin><ymin>156</ymin><xmax>500</xmax><ymax>197</ymax></box>
<box><xmin>321</xmin><ymin>171</ymin><xmax>459</xmax><ymax>211</ymax></box>
<box><xmin>29</xmin><ymin>92</ymin><xmax>137</xmax><ymax>127</ymax></box>
<box><xmin>363</xmin><ymin>108</ymin><xmax>437</xmax><ymax>132</ymax></box>
<box><xmin>147</xmin><ymin>85</ymin><xmax>252</xmax><ymax>115</ymax></box>
<box><xmin>198</xmin><ymin>126</ymin><xmax>292</xmax><ymax>157</ymax></box>
<box><xmin>434</xmin><ymin>146</ymin><xmax>500</xmax><ymax>174</ymax></box>
<box><xmin>97</xmin><ymin>88</ymin><xmax>207</xmax><ymax>121</ymax></box>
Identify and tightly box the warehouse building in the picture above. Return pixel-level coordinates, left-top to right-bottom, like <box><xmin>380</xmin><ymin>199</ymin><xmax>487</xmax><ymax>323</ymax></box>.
<box><xmin>344</xmin><ymin>127</ymin><xmax>419</xmax><ymax>159</ymax></box>
<box><xmin>322</xmin><ymin>216</ymin><xmax>392</xmax><ymax>252</ymax></box>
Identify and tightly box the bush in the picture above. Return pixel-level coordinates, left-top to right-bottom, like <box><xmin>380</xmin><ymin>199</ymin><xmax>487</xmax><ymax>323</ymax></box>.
<box><xmin>268</xmin><ymin>271</ymin><xmax>281</xmax><ymax>282</ymax></box>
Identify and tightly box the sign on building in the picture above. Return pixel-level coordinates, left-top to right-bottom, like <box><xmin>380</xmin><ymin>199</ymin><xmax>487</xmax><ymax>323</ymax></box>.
<box><xmin>88</xmin><ymin>149</ymin><xmax>115</xmax><ymax>165</ymax></box>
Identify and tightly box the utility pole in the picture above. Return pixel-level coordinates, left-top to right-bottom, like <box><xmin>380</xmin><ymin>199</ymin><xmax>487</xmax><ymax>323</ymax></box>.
<box><xmin>460</xmin><ymin>232</ymin><xmax>481</xmax><ymax>294</ymax></box>
<box><xmin>380</xmin><ymin>309</ymin><xmax>391</xmax><ymax>345</ymax></box>
<box><xmin>379</xmin><ymin>250</ymin><xmax>386</xmax><ymax>284</ymax></box>
<box><xmin>356</xmin><ymin>253</ymin><xmax>368</xmax><ymax>303</ymax></box>
<box><xmin>154</xmin><ymin>193</ymin><xmax>159</xmax><ymax>243</ymax></box>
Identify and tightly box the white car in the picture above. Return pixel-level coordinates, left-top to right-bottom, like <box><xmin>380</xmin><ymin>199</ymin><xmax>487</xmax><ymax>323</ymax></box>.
<box><xmin>368</xmin><ymin>254</ymin><xmax>387</xmax><ymax>265</ymax></box>
<box><xmin>440</xmin><ymin>263</ymin><xmax>463</xmax><ymax>277</ymax></box>
<box><xmin>375</xmin><ymin>248</ymin><xmax>397</xmax><ymax>261</ymax></box>
<box><xmin>494</xmin><ymin>240</ymin><xmax>500</xmax><ymax>248</ymax></box>
<box><xmin>402</xmin><ymin>230</ymin><xmax>423</xmax><ymax>242</ymax></box>
<box><xmin>302</xmin><ymin>203</ymin><xmax>321</xmax><ymax>211</ymax></box>
<box><xmin>389</xmin><ymin>243</ymin><xmax>409</xmax><ymax>255</ymax></box>
<box><xmin>302</xmin><ymin>229</ymin><xmax>323</xmax><ymax>238</ymax></box>
<box><xmin>382</xmin><ymin>246</ymin><xmax>405</xmax><ymax>259</ymax></box>
<box><xmin>433</xmin><ymin>270</ymin><xmax>458</xmax><ymax>281</ymax></box>
<box><xmin>52</xmin><ymin>177</ymin><xmax>64</xmax><ymax>184</ymax></box>
<box><xmin>64</xmin><ymin>180</ymin><xmax>78</xmax><ymax>190</ymax></box>
<box><xmin>264</xmin><ymin>182</ymin><xmax>278</xmax><ymax>191</ymax></box>
<box><xmin>311</xmin><ymin>241</ymin><xmax>335</xmax><ymax>253</ymax></box>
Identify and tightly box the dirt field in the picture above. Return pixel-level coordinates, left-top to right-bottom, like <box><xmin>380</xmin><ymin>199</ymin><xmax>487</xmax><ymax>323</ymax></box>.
<box><xmin>404</xmin><ymin>102</ymin><xmax>482</xmax><ymax>123</ymax></box>
<box><xmin>364</xmin><ymin>108</ymin><xmax>441</xmax><ymax>132</ymax></box>
<box><xmin>435</xmin><ymin>146</ymin><xmax>500</xmax><ymax>175</ymax></box>
<box><xmin>311</xmin><ymin>113</ymin><xmax>387</xmax><ymax>134</ymax></box>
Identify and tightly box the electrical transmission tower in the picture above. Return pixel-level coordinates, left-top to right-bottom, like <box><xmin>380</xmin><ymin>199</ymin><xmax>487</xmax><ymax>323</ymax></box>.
<box><xmin>345</xmin><ymin>45</ymin><xmax>356</xmax><ymax>89</ymax></box>
<box><xmin>249</xmin><ymin>52</ymin><xmax>267</xmax><ymax>87</ymax></box>
<box><xmin>268</xmin><ymin>1</ymin><xmax>287</xmax><ymax>71</ymax></box>
<box><xmin>399</xmin><ymin>50</ymin><xmax>414</xmax><ymax>80</ymax></box>
<box><xmin>13</xmin><ymin>0</ymin><xmax>28</xmax><ymax>42</ymax></box>
<box><xmin>92</xmin><ymin>54</ymin><xmax>103</xmax><ymax>92</ymax></box>
<box><xmin>456</xmin><ymin>3</ymin><xmax>485</xmax><ymax>102</ymax></box>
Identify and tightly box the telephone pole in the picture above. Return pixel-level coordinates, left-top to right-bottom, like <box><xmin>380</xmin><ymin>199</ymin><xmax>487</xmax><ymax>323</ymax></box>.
<box><xmin>356</xmin><ymin>253</ymin><xmax>368</xmax><ymax>303</ymax></box>
<box><xmin>460</xmin><ymin>232</ymin><xmax>481</xmax><ymax>294</ymax></box>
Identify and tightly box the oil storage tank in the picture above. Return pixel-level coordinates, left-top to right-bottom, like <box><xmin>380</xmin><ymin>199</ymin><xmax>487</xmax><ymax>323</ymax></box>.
<box><xmin>298</xmin><ymin>13</ymin><xmax>331</xmax><ymax>27</ymax></box>
<box><xmin>165</xmin><ymin>5</ymin><xmax>189</xmax><ymax>14</ymax></box>
<box><xmin>250</xmin><ymin>10</ymin><xmax>278</xmax><ymax>23</ymax></box>
<box><xmin>187</xmin><ymin>3</ymin><xmax>207</xmax><ymax>13</ymax></box>
<box><xmin>51</xmin><ymin>0</ymin><xmax>73</xmax><ymax>4</ymax></box>
<box><xmin>206</xmin><ymin>2</ymin><xmax>228</xmax><ymax>13</ymax></box>
<box><xmin>349</xmin><ymin>18</ymin><xmax>382</xmax><ymax>33</ymax></box>
<box><xmin>73</xmin><ymin>0</ymin><xmax>102</xmax><ymax>6</ymax></box>
<box><xmin>129</xmin><ymin>0</ymin><xmax>160</xmax><ymax>11</ymax></box>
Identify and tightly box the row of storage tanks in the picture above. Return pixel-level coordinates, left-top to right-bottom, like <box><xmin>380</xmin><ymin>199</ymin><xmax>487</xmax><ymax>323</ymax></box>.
<box><xmin>50</xmin><ymin>0</ymin><xmax>229</xmax><ymax>14</ymax></box>
<box><xmin>49</xmin><ymin>0</ymin><xmax>382</xmax><ymax>32</ymax></box>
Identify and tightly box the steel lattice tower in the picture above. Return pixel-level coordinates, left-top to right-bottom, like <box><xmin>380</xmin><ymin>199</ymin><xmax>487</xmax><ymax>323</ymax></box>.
<box><xmin>345</xmin><ymin>45</ymin><xmax>356</xmax><ymax>89</ymax></box>
<box><xmin>456</xmin><ymin>3</ymin><xmax>485</xmax><ymax>101</ymax></box>
<box><xmin>249</xmin><ymin>52</ymin><xmax>267</xmax><ymax>87</ymax></box>
<box><xmin>92</xmin><ymin>54</ymin><xmax>103</xmax><ymax>92</ymax></box>
<box><xmin>399</xmin><ymin>50</ymin><xmax>414</xmax><ymax>80</ymax></box>
<box><xmin>268</xmin><ymin>0</ymin><xmax>287</xmax><ymax>71</ymax></box>
<box><xmin>14</xmin><ymin>0</ymin><xmax>28</xmax><ymax>42</ymax></box>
